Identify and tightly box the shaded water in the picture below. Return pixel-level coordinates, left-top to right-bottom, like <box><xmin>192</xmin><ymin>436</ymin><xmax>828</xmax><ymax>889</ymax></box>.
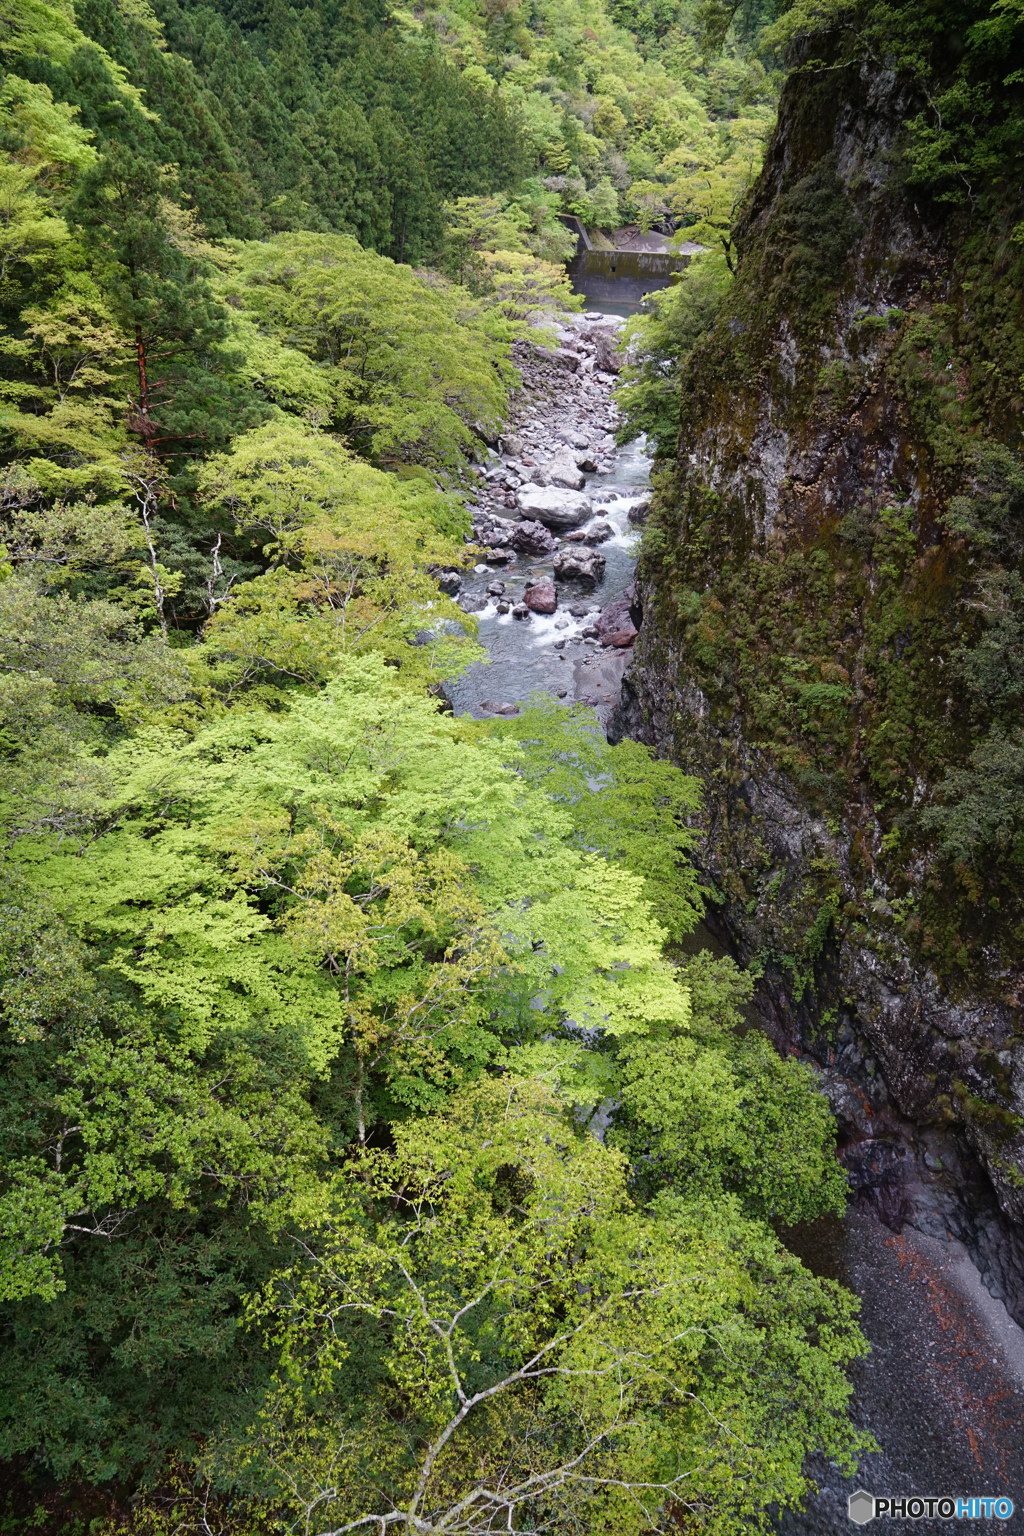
<box><xmin>566</xmin><ymin>248</ymin><xmax>685</xmax><ymax>312</ymax></box>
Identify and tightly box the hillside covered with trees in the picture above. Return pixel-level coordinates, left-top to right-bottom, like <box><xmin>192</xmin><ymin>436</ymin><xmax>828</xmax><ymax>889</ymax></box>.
<box><xmin>0</xmin><ymin>0</ymin><xmax>888</xmax><ymax>1530</ymax></box>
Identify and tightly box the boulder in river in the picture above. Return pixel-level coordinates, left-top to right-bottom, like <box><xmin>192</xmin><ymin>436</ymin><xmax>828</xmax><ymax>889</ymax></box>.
<box><xmin>433</xmin><ymin>567</ymin><xmax>463</xmax><ymax>595</ymax></box>
<box><xmin>627</xmin><ymin>498</ymin><xmax>651</xmax><ymax>526</ymax></box>
<box><xmin>472</xmin><ymin>513</ymin><xmax>516</xmax><ymax>546</ymax></box>
<box><xmin>565</xmin><ymin>520</ymin><xmax>613</xmax><ymax>545</ymax></box>
<box><xmin>517</xmin><ymin>486</ymin><xmax>592</xmax><ymax>528</ymax></box>
<box><xmin>595</xmin><ymin>597</ymin><xmax>638</xmax><ymax>647</ymax></box>
<box><xmin>510</xmin><ymin>519</ymin><xmax>557</xmax><ymax>556</ymax></box>
<box><xmin>537</xmin><ymin>447</ymin><xmax>585</xmax><ymax>491</ymax></box>
<box><xmin>590</xmin><ymin>326</ymin><xmax>623</xmax><ymax>375</ymax></box>
<box><xmin>553</xmin><ymin>547</ymin><xmax>606</xmax><ymax>587</ymax></box>
<box><xmin>523</xmin><ymin>580</ymin><xmax>557</xmax><ymax>614</ymax></box>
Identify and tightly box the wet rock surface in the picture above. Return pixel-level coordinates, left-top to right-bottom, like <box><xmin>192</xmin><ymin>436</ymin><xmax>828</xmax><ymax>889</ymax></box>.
<box><xmin>516</xmin><ymin>485</ymin><xmax>593</xmax><ymax>528</ymax></box>
<box><xmin>523</xmin><ymin>580</ymin><xmax>557</xmax><ymax>615</ymax></box>
<box><xmin>553</xmin><ymin>546</ymin><xmax>606</xmax><ymax>586</ymax></box>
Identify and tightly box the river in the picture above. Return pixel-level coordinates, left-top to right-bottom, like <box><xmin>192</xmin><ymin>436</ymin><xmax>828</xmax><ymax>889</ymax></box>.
<box><xmin>446</xmin><ymin>302</ymin><xmax>1024</xmax><ymax>1533</ymax></box>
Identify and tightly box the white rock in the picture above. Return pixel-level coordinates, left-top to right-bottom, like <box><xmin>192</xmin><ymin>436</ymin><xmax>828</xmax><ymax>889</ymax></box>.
<box><xmin>516</xmin><ymin>486</ymin><xmax>593</xmax><ymax>529</ymax></box>
<box><xmin>537</xmin><ymin>447</ymin><xmax>585</xmax><ymax>490</ymax></box>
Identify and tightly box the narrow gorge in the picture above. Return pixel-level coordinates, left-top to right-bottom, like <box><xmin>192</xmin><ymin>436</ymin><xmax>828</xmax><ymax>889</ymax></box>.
<box><xmin>2</xmin><ymin>0</ymin><xmax>1024</xmax><ymax>1528</ymax></box>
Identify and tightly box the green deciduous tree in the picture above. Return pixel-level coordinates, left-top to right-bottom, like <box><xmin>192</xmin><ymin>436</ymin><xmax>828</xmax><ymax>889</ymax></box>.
<box><xmin>191</xmin><ymin>419</ymin><xmax>479</xmax><ymax>695</ymax></box>
<box><xmin>198</xmin><ymin>1073</ymin><xmax>865</xmax><ymax>1536</ymax></box>
<box><xmin>230</xmin><ymin>233</ymin><xmax>511</xmax><ymax>476</ymax></box>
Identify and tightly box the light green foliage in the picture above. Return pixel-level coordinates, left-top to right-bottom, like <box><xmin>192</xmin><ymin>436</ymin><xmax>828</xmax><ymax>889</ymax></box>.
<box><xmin>228</xmin><ymin>233</ymin><xmax>511</xmax><ymax>476</ymax></box>
<box><xmin>474</xmin><ymin>696</ymin><xmax>705</xmax><ymax>938</ymax></box>
<box><xmin>0</xmin><ymin>81</ymin><xmax>131</xmax><ymax>497</ymax></box>
<box><xmin>207</xmin><ymin>1073</ymin><xmax>865</xmax><ymax>1536</ymax></box>
<box><xmin>11</xmin><ymin>657</ymin><xmax>688</xmax><ymax>1143</ymax></box>
<box><xmin>617</xmin><ymin>1007</ymin><xmax>849</xmax><ymax>1222</ymax></box>
<box><xmin>0</xmin><ymin>885</ymin><xmax>330</xmax><ymax>1479</ymax></box>
<box><xmin>472</xmin><ymin>247</ymin><xmax>583</xmax><ymax>320</ymax></box>
<box><xmin>0</xmin><ymin>0</ymin><xmax>867</xmax><ymax>1521</ymax></box>
<box><xmin>401</xmin><ymin>0</ymin><xmax>777</xmax><ymax>234</ymax></box>
<box><xmin>437</xmin><ymin>197</ymin><xmax>582</xmax><ymax>321</ymax></box>
<box><xmin>663</xmin><ymin>111</ymin><xmax>772</xmax><ymax>268</ymax></box>
<box><xmin>438</xmin><ymin>195</ymin><xmax>532</xmax><ymax>284</ymax></box>
<box><xmin>0</xmin><ymin>493</ymin><xmax>190</xmax><ymax>838</ymax></box>
<box><xmin>192</xmin><ymin>420</ymin><xmax>479</xmax><ymax>696</ymax></box>
<box><xmin>0</xmin><ymin>888</ymin><xmax>324</xmax><ymax>1310</ymax></box>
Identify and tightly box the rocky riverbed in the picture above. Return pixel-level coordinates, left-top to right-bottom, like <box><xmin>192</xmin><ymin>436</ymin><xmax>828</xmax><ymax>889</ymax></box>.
<box><xmin>443</xmin><ymin>311</ymin><xmax>648</xmax><ymax>724</ymax></box>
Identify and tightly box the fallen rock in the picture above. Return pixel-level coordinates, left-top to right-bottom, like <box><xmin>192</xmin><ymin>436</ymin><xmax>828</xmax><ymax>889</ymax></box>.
<box><xmin>590</xmin><ymin>326</ymin><xmax>623</xmax><ymax>374</ymax></box>
<box><xmin>512</xmin><ymin>603</ymin><xmax>530</xmax><ymax>619</ymax></box>
<box><xmin>510</xmin><ymin>519</ymin><xmax>557</xmax><ymax>556</ymax></box>
<box><xmin>565</xmin><ymin>520</ymin><xmax>613</xmax><ymax>545</ymax></box>
<box><xmin>523</xmin><ymin>580</ymin><xmax>557</xmax><ymax>615</ymax></box>
<box><xmin>537</xmin><ymin>448</ymin><xmax>583</xmax><ymax>491</ymax></box>
<box><xmin>433</xmin><ymin>568</ymin><xmax>463</xmax><ymax>596</ymax></box>
<box><xmin>517</xmin><ymin>486</ymin><xmax>592</xmax><ymax>529</ymax></box>
<box><xmin>627</xmin><ymin>499</ymin><xmax>651</xmax><ymax>526</ymax></box>
<box><xmin>594</xmin><ymin>597</ymin><xmax>639</xmax><ymax>647</ymax></box>
<box><xmin>553</xmin><ymin>547</ymin><xmax>606</xmax><ymax>587</ymax></box>
<box><xmin>472</xmin><ymin>513</ymin><xmax>515</xmax><ymax>547</ymax></box>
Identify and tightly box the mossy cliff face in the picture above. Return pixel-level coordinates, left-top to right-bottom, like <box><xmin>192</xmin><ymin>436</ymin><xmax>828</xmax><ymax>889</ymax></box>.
<box><xmin>616</xmin><ymin>38</ymin><xmax>1024</xmax><ymax>1311</ymax></box>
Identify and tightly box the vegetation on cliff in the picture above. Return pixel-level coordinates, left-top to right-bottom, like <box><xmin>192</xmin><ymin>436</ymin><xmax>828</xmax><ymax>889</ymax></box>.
<box><xmin>626</xmin><ymin>0</ymin><xmax>1024</xmax><ymax>1001</ymax></box>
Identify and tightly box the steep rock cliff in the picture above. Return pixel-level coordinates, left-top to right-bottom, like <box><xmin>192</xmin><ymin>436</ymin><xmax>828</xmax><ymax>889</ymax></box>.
<box><xmin>617</xmin><ymin>28</ymin><xmax>1024</xmax><ymax>1314</ymax></box>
